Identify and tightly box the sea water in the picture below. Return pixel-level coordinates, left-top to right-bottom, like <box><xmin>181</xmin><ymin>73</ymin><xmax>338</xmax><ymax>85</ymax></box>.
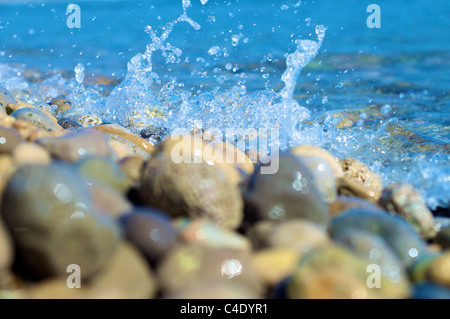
<box><xmin>0</xmin><ymin>0</ymin><xmax>449</xmax><ymax>210</ymax></box>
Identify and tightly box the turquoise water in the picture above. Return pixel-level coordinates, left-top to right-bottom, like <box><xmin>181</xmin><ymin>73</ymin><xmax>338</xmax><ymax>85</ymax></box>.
<box><xmin>0</xmin><ymin>0</ymin><xmax>449</xmax><ymax>209</ymax></box>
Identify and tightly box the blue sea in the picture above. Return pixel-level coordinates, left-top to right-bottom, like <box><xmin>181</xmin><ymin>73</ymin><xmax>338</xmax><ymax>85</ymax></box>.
<box><xmin>0</xmin><ymin>0</ymin><xmax>449</xmax><ymax>209</ymax></box>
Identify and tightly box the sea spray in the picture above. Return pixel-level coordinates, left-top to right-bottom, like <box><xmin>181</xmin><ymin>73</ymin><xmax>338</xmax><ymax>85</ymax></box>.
<box><xmin>104</xmin><ymin>0</ymin><xmax>207</xmax><ymax>130</ymax></box>
<box><xmin>277</xmin><ymin>24</ymin><xmax>326</xmax><ymax>148</ymax></box>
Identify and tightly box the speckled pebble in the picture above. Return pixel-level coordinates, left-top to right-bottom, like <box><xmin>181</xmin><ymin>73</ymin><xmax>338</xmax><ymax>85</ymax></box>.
<box><xmin>0</xmin><ymin>86</ymin><xmax>16</xmax><ymax>111</ymax></box>
<box><xmin>11</xmin><ymin>107</ymin><xmax>62</xmax><ymax>131</ymax></box>
<box><xmin>339</xmin><ymin>158</ymin><xmax>382</xmax><ymax>200</ymax></box>
<box><xmin>138</xmin><ymin>153</ymin><xmax>243</xmax><ymax>230</ymax></box>
<box><xmin>379</xmin><ymin>183</ymin><xmax>436</xmax><ymax>240</ymax></box>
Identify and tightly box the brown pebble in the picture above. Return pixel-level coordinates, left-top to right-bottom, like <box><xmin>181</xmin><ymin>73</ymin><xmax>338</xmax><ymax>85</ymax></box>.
<box><xmin>12</xmin><ymin>142</ymin><xmax>51</xmax><ymax>166</ymax></box>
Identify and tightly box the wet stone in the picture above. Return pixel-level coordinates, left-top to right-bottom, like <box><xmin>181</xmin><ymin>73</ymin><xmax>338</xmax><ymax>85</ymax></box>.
<box><xmin>252</xmin><ymin>248</ymin><xmax>302</xmax><ymax>286</ymax></box>
<box><xmin>248</xmin><ymin>219</ymin><xmax>329</xmax><ymax>254</ymax></box>
<box><xmin>435</xmin><ymin>226</ymin><xmax>450</xmax><ymax>249</ymax></box>
<box><xmin>157</xmin><ymin>244</ymin><xmax>263</xmax><ymax>297</ymax></box>
<box><xmin>0</xmin><ymin>127</ymin><xmax>23</xmax><ymax>154</ymax></box>
<box><xmin>379</xmin><ymin>183</ymin><xmax>436</xmax><ymax>240</ymax></box>
<box><xmin>140</xmin><ymin>123</ymin><xmax>169</xmax><ymax>142</ymax></box>
<box><xmin>49</xmin><ymin>97</ymin><xmax>73</xmax><ymax>117</ymax></box>
<box><xmin>76</xmin><ymin>155</ymin><xmax>132</xmax><ymax>194</ymax></box>
<box><xmin>120</xmin><ymin>207</ymin><xmax>176</xmax><ymax>264</ymax></box>
<box><xmin>119</xmin><ymin>156</ymin><xmax>145</xmax><ymax>186</ymax></box>
<box><xmin>37</xmin><ymin>129</ymin><xmax>113</xmax><ymax>163</ymax></box>
<box><xmin>244</xmin><ymin>153</ymin><xmax>329</xmax><ymax>226</ymax></box>
<box><xmin>329</xmin><ymin>209</ymin><xmax>434</xmax><ymax>268</ymax></box>
<box><xmin>57</xmin><ymin>118</ymin><xmax>82</xmax><ymax>129</ymax></box>
<box><xmin>174</xmin><ymin>218</ymin><xmax>251</xmax><ymax>251</ymax></box>
<box><xmin>138</xmin><ymin>153</ymin><xmax>243</xmax><ymax>230</ymax></box>
<box><xmin>425</xmin><ymin>252</ymin><xmax>450</xmax><ymax>287</ymax></box>
<box><xmin>0</xmin><ymin>163</ymin><xmax>121</xmax><ymax>279</ymax></box>
<box><xmin>10</xmin><ymin>107</ymin><xmax>62</xmax><ymax>131</ymax></box>
<box><xmin>339</xmin><ymin>158</ymin><xmax>382</xmax><ymax>200</ymax></box>
<box><xmin>0</xmin><ymin>86</ymin><xmax>16</xmax><ymax>111</ymax></box>
<box><xmin>12</xmin><ymin>142</ymin><xmax>51</xmax><ymax>166</ymax></box>
<box><xmin>291</xmin><ymin>144</ymin><xmax>343</xmax><ymax>178</ymax></box>
<box><xmin>287</xmin><ymin>244</ymin><xmax>411</xmax><ymax>299</ymax></box>
<box><xmin>0</xmin><ymin>218</ymin><xmax>13</xmax><ymax>273</ymax></box>
<box><xmin>154</xmin><ymin>134</ymin><xmax>243</xmax><ymax>185</ymax></box>
<box><xmin>328</xmin><ymin>196</ymin><xmax>383</xmax><ymax>217</ymax></box>
<box><xmin>332</xmin><ymin>228</ymin><xmax>407</xmax><ymax>284</ymax></box>
<box><xmin>299</xmin><ymin>155</ymin><xmax>337</xmax><ymax>203</ymax></box>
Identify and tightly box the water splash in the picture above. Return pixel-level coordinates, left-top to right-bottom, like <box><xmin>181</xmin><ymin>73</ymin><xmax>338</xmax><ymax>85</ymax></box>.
<box><xmin>277</xmin><ymin>24</ymin><xmax>326</xmax><ymax>147</ymax></box>
<box><xmin>104</xmin><ymin>0</ymin><xmax>207</xmax><ymax>129</ymax></box>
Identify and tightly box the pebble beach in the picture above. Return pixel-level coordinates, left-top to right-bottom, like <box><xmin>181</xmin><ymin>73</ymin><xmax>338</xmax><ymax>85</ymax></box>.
<box><xmin>0</xmin><ymin>0</ymin><xmax>449</xmax><ymax>299</ymax></box>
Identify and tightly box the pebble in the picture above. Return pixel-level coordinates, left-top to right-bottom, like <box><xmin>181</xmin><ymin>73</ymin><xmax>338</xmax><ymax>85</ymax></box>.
<box><xmin>154</xmin><ymin>134</ymin><xmax>244</xmax><ymax>185</ymax></box>
<box><xmin>291</xmin><ymin>144</ymin><xmax>343</xmax><ymax>178</ymax></box>
<box><xmin>57</xmin><ymin>118</ymin><xmax>82</xmax><ymax>129</ymax></box>
<box><xmin>337</xmin><ymin>175</ymin><xmax>381</xmax><ymax>203</ymax></box>
<box><xmin>120</xmin><ymin>207</ymin><xmax>177</xmax><ymax>264</ymax></box>
<box><xmin>93</xmin><ymin>124</ymin><xmax>154</xmax><ymax>158</ymax></box>
<box><xmin>287</xmin><ymin>245</ymin><xmax>411</xmax><ymax>299</ymax></box>
<box><xmin>328</xmin><ymin>195</ymin><xmax>383</xmax><ymax>217</ymax></box>
<box><xmin>76</xmin><ymin>155</ymin><xmax>132</xmax><ymax>194</ymax></box>
<box><xmin>252</xmin><ymin>248</ymin><xmax>301</xmax><ymax>286</ymax></box>
<box><xmin>329</xmin><ymin>209</ymin><xmax>434</xmax><ymax>268</ymax></box>
<box><xmin>411</xmin><ymin>283</ymin><xmax>450</xmax><ymax>299</ymax></box>
<box><xmin>0</xmin><ymin>155</ymin><xmax>16</xmax><ymax>196</ymax></box>
<box><xmin>379</xmin><ymin>183</ymin><xmax>436</xmax><ymax>240</ymax></box>
<box><xmin>0</xmin><ymin>86</ymin><xmax>16</xmax><ymax>111</ymax></box>
<box><xmin>339</xmin><ymin>158</ymin><xmax>383</xmax><ymax>200</ymax></box>
<box><xmin>0</xmin><ymin>218</ymin><xmax>13</xmax><ymax>273</ymax></box>
<box><xmin>87</xmin><ymin>183</ymin><xmax>132</xmax><ymax>218</ymax></box>
<box><xmin>299</xmin><ymin>155</ymin><xmax>337</xmax><ymax>203</ymax></box>
<box><xmin>138</xmin><ymin>153</ymin><xmax>243</xmax><ymax>230</ymax></box>
<box><xmin>140</xmin><ymin>121</ymin><xmax>169</xmax><ymax>142</ymax></box>
<box><xmin>425</xmin><ymin>252</ymin><xmax>450</xmax><ymax>287</ymax></box>
<box><xmin>108</xmin><ymin>140</ymin><xmax>134</xmax><ymax>159</ymax></box>
<box><xmin>27</xmin><ymin>242</ymin><xmax>157</xmax><ymax>299</ymax></box>
<box><xmin>5</xmin><ymin>99</ymin><xmax>35</xmax><ymax>115</ymax></box>
<box><xmin>50</xmin><ymin>97</ymin><xmax>73</xmax><ymax>117</ymax></box>
<box><xmin>435</xmin><ymin>226</ymin><xmax>450</xmax><ymax>249</ymax></box>
<box><xmin>248</xmin><ymin>219</ymin><xmax>329</xmax><ymax>254</ymax></box>
<box><xmin>1</xmin><ymin>163</ymin><xmax>121</xmax><ymax>279</ymax></box>
<box><xmin>174</xmin><ymin>218</ymin><xmax>251</xmax><ymax>251</ymax></box>
<box><xmin>332</xmin><ymin>228</ymin><xmax>407</xmax><ymax>284</ymax></box>
<box><xmin>83</xmin><ymin>241</ymin><xmax>157</xmax><ymax>299</ymax></box>
<box><xmin>75</xmin><ymin>114</ymin><xmax>103</xmax><ymax>127</ymax></box>
<box><xmin>119</xmin><ymin>156</ymin><xmax>145</xmax><ymax>186</ymax></box>
<box><xmin>10</xmin><ymin>107</ymin><xmax>62</xmax><ymax>131</ymax></box>
<box><xmin>37</xmin><ymin>129</ymin><xmax>113</xmax><ymax>162</ymax></box>
<box><xmin>12</xmin><ymin>142</ymin><xmax>51</xmax><ymax>166</ymax></box>
<box><xmin>157</xmin><ymin>244</ymin><xmax>263</xmax><ymax>297</ymax></box>
<box><xmin>244</xmin><ymin>153</ymin><xmax>329</xmax><ymax>225</ymax></box>
<box><xmin>0</xmin><ymin>127</ymin><xmax>23</xmax><ymax>154</ymax></box>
